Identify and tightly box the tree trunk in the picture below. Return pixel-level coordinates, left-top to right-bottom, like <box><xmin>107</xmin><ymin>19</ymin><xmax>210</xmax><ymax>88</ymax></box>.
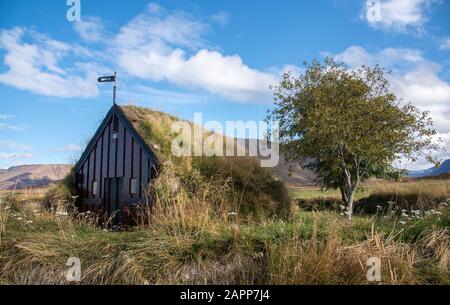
<box><xmin>339</xmin><ymin>185</ymin><xmax>347</xmax><ymax>203</ymax></box>
<box><xmin>341</xmin><ymin>181</ymin><xmax>360</xmax><ymax>220</ymax></box>
<box><xmin>346</xmin><ymin>190</ymin><xmax>355</xmax><ymax>220</ymax></box>
<box><xmin>340</xmin><ymin>160</ymin><xmax>361</xmax><ymax>221</ymax></box>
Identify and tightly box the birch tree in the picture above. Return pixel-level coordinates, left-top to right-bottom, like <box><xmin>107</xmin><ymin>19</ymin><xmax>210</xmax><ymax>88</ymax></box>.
<box><xmin>268</xmin><ymin>58</ymin><xmax>439</xmax><ymax>220</ymax></box>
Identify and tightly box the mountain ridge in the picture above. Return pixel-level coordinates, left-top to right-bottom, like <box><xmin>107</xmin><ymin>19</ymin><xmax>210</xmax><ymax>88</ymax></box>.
<box><xmin>407</xmin><ymin>159</ymin><xmax>450</xmax><ymax>178</ymax></box>
<box><xmin>0</xmin><ymin>164</ymin><xmax>72</xmax><ymax>190</ymax></box>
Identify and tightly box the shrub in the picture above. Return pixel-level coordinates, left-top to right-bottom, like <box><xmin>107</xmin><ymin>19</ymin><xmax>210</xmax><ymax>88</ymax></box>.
<box><xmin>42</xmin><ymin>184</ymin><xmax>73</xmax><ymax>211</ymax></box>
<box><xmin>297</xmin><ymin>197</ymin><xmax>343</xmax><ymax>212</ymax></box>
<box><xmin>192</xmin><ymin>156</ymin><xmax>291</xmax><ymax>219</ymax></box>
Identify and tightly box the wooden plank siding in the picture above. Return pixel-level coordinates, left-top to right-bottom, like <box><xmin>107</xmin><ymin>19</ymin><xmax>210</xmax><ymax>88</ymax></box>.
<box><xmin>74</xmin><ymin>106</ymin><xmax>159</xmax><ymax>224</ymax></box>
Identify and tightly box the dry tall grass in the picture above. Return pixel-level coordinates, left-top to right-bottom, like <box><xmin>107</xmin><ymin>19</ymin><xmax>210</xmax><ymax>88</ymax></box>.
<box><xmin>0</xmin><ymin>181</ymin><xmax>448</xmax><ymax>284</ymax></box>
<box><xmin>355</xmin><ymin>180</ymin><xmax>450</xmax><ymax>214</ymax></box>
<box><xmin>295</xmin><ymin>180</ymin><xmax>450</xmax><ymax>214</ymax></box>
<box><xmin>369</xmin><ymin>180</ymin><xmax>450</xmax><ymax>200</ymax></box>
<box><xmin>0</xmin><ymin>196</ymin><xmax>10</xmax><ymax>252</ymax></box>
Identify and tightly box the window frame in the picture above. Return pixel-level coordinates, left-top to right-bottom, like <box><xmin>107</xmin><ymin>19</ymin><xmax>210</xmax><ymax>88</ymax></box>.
<box><xmin>130</xmin><ymin>177</ymin><xmax>137</xmax><ymax>195</ymax></box>
<box><xmin>92</xmin><ymin>180</ymin><xmax>98</xmax><ymax>196</ymax></box>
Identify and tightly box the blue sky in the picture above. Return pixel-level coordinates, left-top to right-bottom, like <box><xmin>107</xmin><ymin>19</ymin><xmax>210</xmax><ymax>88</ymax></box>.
<box><xmin>0</xmin><ymin>0</ymin><xmax>449</xmax><ymax>169</ymax></box>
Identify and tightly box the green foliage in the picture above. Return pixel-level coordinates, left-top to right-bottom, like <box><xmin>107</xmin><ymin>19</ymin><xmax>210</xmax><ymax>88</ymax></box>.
<box><xmin>297</xmin><ymin>197</ymin><xmax>343</xmax><ymax>212</ymax></box>
<box><xmin>269</xmin><ymin>58</ymin><xmax>439</xmax><ymax>218</ymax></box>
<box><xmin>60</xmin><ymin>167</ymin><xmax>76</xmax><ymax>192</ymax></box>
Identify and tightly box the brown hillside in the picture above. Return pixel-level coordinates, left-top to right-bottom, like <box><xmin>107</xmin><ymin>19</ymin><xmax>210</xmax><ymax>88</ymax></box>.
<box><xmin>0</xmin><ymin>164</ymin><xmax>71</xmax><ymax>190</ymax></box>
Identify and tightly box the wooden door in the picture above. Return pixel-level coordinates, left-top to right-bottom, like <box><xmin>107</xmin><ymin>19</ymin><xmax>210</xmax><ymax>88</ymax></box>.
<box><xmin>104</xmin><ymin>177</ymin><xmax>122</xmax><ymax>224</ymax></box>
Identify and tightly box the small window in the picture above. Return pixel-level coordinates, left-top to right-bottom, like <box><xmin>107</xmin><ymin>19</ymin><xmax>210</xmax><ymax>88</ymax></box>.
<box><xmin>130</xmin><ymin>178</ymin><xmax>137</xmax><ymax>194</ymax></box>
<box><xmin>92</xmin><ymin>181</ymin><xmax>98</xmax><ymax>196</ymax></box>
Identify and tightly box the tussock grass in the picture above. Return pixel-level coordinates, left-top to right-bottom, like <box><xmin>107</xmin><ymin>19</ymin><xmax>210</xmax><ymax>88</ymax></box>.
<box><xmin>4</xmin><ymin>161</ymin><xmax>448</xmax><ymax>285</ymax></box>
<box><xmin>0</xmin><ymin>191</ymin><xmax>448</xmax><ymax>284</ymax></box>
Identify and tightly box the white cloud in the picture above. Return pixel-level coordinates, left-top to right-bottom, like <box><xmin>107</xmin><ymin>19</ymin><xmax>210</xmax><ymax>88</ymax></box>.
<box><xmin>73</xmin><ymin>16</ymin><xmax>105</xmax><ymax>42</ymax></box>
<box><xmin>0</xmin><ymin>152</ymin><xmax>33</xmax><ymax>161</ymax></box>
<box><xmin>115</xmin><ymin>3</ymin><xmax>208</xmax><ymax>52</ymax></box>
<box><xmin>363</xmin><ymin>0</ymin><xmax>433</xmax><ymax>33</ymax></box>
<box><xmin>440</xmin><ymin>37</ymin><xmax>450</xmax><ymax>50</ymax></box>
<box><xmin>53</xmin><ymin>144</ymin><xmax>83</xmax><ymax>153</ymax></box>
<box><xmin>0</xmin><ymin>4</ymin><xmax>296</xmax><ymax>103</ymax></box>
<box><xmin>0</xmin><ymin>140</ymin><xmax>32</xmax><ymax>150</ymax></box>
<box><xmin>119</xmin><ymin>49</ymin><xmax>278</xmax><ymax>101</ymax></box>
<box><xmin>114</xmin><ymin>3</ymin><xmax>282</xmax><ymax>102</ymax></box>
<box><xmin>0</xmin><ymin>3</ymin><xmax>297</xmax><ymax>104</ymax></box>
<box><xmin>390</xmin><ymin>63</ymin><xmax>450</xmax><ymax>108</ymax></box>
<box><xmin>335</xmin><ymin>45</ymin><xmax>450</xmax><ymax>167</ymax></box>
<box><xmin>0</xmin><ymin>27</ymin><xmax>100</xmax><ymax>98</ymax></box>
<box><xmin>335</xmin><ymin>45</ymin><xmax>424</xmax><ymax>68</ymax></box>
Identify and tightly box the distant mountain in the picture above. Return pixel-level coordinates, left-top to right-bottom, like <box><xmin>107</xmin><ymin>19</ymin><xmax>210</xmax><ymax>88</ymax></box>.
<box><xmin>0</xmin><ymin>164</ymin><xmax>72</xmax><ymax>190</ymax></box>
<box><xmin>0</xmin><ymin>139</ymin><xmax>317</xmax><ymax>191</ymax></box>
<box><xmin>408</xmin><ymin>159</ymin><xmax>450</xmax><ymax>178</ymax></box>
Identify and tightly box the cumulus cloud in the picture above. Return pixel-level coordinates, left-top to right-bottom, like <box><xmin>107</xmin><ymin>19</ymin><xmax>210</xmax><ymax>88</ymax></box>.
<box><xmin>73</xmin><ymin>16</ymin><xmax>105</xmax><ymax>42</ymax></box>
<box><xmin>0</xmin><ymin>28</ymin><xmax>100</xmax><ymax>98</ymax></box>
<box><xmin>335</xmin><ymin>45</ymin><xmax>424</xmax><ymax>67</ymax></box>
<box><xmin>114</xmin><ymin>3</ymin><xmax>281</xmax><ymax>102</ymax></box>
<box><xmin>335</xmin><ymin>45</ymin><xmax>450</xmax><ymax>168</ymax></box>
<box><xmin>363</xmin><ymin>0</ymin><xmax>433</xmax><ymax>33</ymax></box>
<box><xmin>0</xmin><ymin>3</ymin><xmax>295</xmax><ymax>103</ymax></box>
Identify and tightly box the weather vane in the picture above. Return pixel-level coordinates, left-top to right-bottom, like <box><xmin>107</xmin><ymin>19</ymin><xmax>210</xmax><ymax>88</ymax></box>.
<box><xmin>98</xmin><ymin>72</ymin><xmax>119</xmax><ymax>136</ymax></box>
<box><xmin>98</xmin><ymin>72</ymin><xmax>117</xmax><ymax>106</ymax></box>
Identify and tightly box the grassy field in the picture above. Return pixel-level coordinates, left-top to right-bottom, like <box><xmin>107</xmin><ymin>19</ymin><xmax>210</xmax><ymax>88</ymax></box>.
<box><xmin>290</xmin><ymin>180</ymin><xmax>450</xmax><ymax>200</ymax></box>
<box><xmin>290</xmin><ymin>185</ymin><xmax>368</xmax><ymax>200</ymax></box>
<box><xmin>0</xmin><ymin>188</ymin><xmax>49</xmax><ymax>202</ymax></box>
<box><xmin>0</xmin><ymin>179</ymin><xmax>448</xmax><ymax>285</ymax></box>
